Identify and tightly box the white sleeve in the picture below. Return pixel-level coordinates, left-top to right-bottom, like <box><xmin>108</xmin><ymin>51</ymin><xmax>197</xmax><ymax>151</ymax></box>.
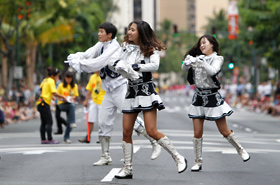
<box><xmin>74</xmin><ymin>41</ymin><xmax>120</xmax><ymax>73</ymax></box>
<box><xmin>138</xmin><ymin>50</ymin><xmax>160</xmax><ymax>72</ymax></box>
<box><xmin>69</xmin><ymin>42</ymin><xmax>102</xmax><ymax>60</ymax></box>
<box><xmin>197</xmin><ymin>56</ymin><xmax>223</xmax><ymax>75</ymax></box>
<box><xmin>181</xmin><ymin>54</ymin><xmax>195</xmax><ymax>71</ymax></box>
<box><xmin>107</xmin><ymin>47</ymin><xmax>124</xmax><ymax>72</ymax></box>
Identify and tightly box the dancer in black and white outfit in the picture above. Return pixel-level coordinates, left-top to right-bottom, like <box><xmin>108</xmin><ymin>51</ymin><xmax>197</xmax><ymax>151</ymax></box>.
<box><xmin>109</xmin><ymin>20</ymin><xmax>187</xmax><ymax>179</ymax></box>
<box><xmin>182</xmin><ymin>34</ymin><xmax>250</xmax><ymax>172</ymax></box>
<box><xmin>65</xmin><ymin>22</ymin><xmax>161</xmax><ymax>166</ymax></box>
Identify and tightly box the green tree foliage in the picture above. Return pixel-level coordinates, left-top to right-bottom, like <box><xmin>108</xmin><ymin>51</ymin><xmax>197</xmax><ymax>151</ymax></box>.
<box><xmin>0</xmin><ymin>0</ymin><xmax>115</xmax><ymax>92</ymax></box>
<box><xmin>157</xmin><ymin>19</ymin><xmax>198</xmax><ymax>73</ymax></box>
<box><xmin>239</xmin><ymin>0</ymin><xmax>280</xmax><ymax>79</ymax></box>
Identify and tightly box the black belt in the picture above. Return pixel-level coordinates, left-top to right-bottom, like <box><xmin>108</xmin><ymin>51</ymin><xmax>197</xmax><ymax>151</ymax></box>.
<box><xmin>196</xmin><ymin>88</ymin><xmax>219</xmax><ymax>95</ymax></box>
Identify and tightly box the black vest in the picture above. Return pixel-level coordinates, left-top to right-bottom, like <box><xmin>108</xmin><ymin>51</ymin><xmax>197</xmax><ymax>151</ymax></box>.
<box><xmin>100</xmin><ymin>66</ymin><xmax>121</xmax><ymax>79</ymax></box>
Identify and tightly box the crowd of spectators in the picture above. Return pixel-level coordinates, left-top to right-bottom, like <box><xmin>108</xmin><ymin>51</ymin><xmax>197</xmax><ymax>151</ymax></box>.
<box><xmin>224</xmin><ymin>81</ymin><xmax>280</xmax><ymax>117</ymax></box>
<box><xmin>0</xmin><ymin>82</ymin><xmax>88</xmax><ymax>129</ymax></box>
<box><xmin>0</xmin><ymin>85</ymin><xmax>39</xmax><ymax>128</ymax></box>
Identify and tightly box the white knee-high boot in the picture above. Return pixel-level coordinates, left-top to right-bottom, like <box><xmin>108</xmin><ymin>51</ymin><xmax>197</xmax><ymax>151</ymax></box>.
<box><xmin>191</xmin><ymin>138</ymin><xmax>203</xmax><ymax>171</ymax></box>
<box><xmin>157</xmin><ymin>136</ymin><xmax>187</xmax><ymax>173</ymax></box>
<box><xmin>225</xmin><ymin>131</ymin><xmax>250</xmax><ymax>162</ymax></box>
<box><xmin>134</xmin><ymin>120</ymin><xmax>161</xmax><ymax>160</ymax></box>
<box><xmin>115</xmin><ymin>141</ymin><xmax>133</xmax><ymax>179</ymax></box>
<box><xmin>93</xmin><ymin>136</ymin><xmax>112</xmax><ymax>166</ymax></box>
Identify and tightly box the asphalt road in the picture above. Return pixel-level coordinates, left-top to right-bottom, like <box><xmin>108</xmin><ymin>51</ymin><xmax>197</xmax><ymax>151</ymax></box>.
<box><xmin>1</xmin><ymin>93</ymin><xmax>280</xmax><ymax>185</ymax></box>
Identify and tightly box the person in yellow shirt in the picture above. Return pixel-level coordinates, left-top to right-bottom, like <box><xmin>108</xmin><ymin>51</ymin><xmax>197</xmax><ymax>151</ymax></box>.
<box><xmin>78</xmin><ymin>72</ymin><xmax>105</xmax><ymax>143</ymax></box>
<box><xmin>37</xmin><ymin>67</ymin><xmax>67</xmax><ymax>144</ymax></box>
<box><xmin>57</xmin><ymin>71</ymin><xmax>79</xmax><ymax>144</ymax></box>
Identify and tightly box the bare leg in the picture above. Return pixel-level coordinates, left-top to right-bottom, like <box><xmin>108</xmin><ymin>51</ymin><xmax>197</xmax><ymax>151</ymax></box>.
<box><xmin>122</xmin><ymin>113</ymin><xmax>138</xmax><ymax>143</ymax></box>
<box><xmin>215</xmin><ymin>117</ymin><xmax>231</xmax><ymax>137</ymax></box>
<box><xmin>142</xmin><ymin>108</ymin><xmax>164</xmax><ymax>140</ymax></box>
<box><xmin>192</xmin><ymin>118</ymin><xmax>204</xmax><ymax>138</ymax></box>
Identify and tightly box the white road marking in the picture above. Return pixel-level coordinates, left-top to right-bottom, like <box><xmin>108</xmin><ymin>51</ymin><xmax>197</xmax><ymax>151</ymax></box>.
<box><xmin>232</xmin><ymin>124</ymin><xmax>239</xmax><ymax>128</ymax></box>
<box><xmin>10</xmin><ymin>150</ymin><xmax>63</xmax><ymax>155</ymax></box>
<box><xmin>133</xmin><ymin>145</ymin><xmax>141</xmax><ymax>153</ymax></box>
<box><xmin>245</xmin><ymin>128</ymin><xmax>252</xmax><ymax>132</ymax></box>
<box><xmin>101</xmin><ymin>168</ymin><xmax>121</xmax><ymax>182</ymax></box>
<box><xmin>174</xmin><ymin>106</ymin><xmax>181</xmax><ymax>111</ymax></box>
<box><xmin>1</xmin><ymin>132</ymin><xmax>280</xmax><ymax>155</ymax></box>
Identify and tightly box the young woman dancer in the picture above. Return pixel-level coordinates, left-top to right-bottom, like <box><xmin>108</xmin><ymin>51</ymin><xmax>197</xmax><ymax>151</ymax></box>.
<box><xmin>109</xmin><ymin>20</ymin><xmax>187</xmax><ymax>179</ymax></box>
<box><xmin>181</xmin><ymin>35</ymin><xmax>250</xmax><ymax>172</ymax></box>
<box><xmin>37</xmin><ymin>67</ymin><xmax>67</xmax><ymax>144</ymax></box>
<box><xmin>57</xmin><ymin>71</ymin><xmax>79</xmax><ymax>144</ymax></box>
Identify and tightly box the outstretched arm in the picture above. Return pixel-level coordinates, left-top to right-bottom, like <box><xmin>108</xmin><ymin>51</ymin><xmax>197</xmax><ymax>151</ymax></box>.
<box><xmin>65</xmin><ymin>39</ymin><xmax>120</xmax><ymax>73</ymax></box>
<box><xmin>196</xmin><ymin>56</ymin><xmax>223</xmax><ymax>75</ymax></box>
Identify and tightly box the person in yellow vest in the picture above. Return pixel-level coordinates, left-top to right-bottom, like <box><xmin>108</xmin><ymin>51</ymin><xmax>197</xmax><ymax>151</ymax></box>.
<box><xmin>37</xmin><ymin>67</ymin><xmax>67</xmax><ymax>144</ymax></box>
<box><xmin>57</xmin><ymin>71</ymin><xmax>79</xmax><ymax>144</ymax></box>
<box><xmin>78</xmin><ymin>72</ymin><xmax>105</xmax><ymax>143</ymax></box>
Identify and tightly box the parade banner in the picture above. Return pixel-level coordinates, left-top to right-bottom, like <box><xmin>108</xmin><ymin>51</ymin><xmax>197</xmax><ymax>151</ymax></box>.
<box><xmin>228</xmin><ymin>1</ymin><xmax>238</xmax><ymax>40</ymax></box>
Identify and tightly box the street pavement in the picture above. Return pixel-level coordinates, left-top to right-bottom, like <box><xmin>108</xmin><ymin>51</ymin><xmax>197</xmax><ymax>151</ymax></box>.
<box><xmin>0</xmin><ymin>93</ymin><xmax>280</xmax><ymax>185</ymax></box>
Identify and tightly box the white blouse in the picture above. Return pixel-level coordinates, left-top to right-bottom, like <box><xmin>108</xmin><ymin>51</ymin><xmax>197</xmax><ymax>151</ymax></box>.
<box><xmin>182</xmin><ymin>52</ymin><xmax>224</xmax><ymax>89</ymax></box>
<box><xmin>108</xmin><ymin>43</ymin><xmax>160</xmax><ymax>81</ymax></box>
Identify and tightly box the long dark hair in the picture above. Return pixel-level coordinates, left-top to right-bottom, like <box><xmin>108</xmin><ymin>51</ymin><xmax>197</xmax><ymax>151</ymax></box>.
<box><xmin>184</xmin><ymin>35</ymin><xmax>220</xmax><ymax>58</ymax></box>
<box><xmin>123</xmin><ymin>20</ymin><xmax>166</xmax><ymax>57</ymax></box>
<box><xmin>63</xmin><ymin>71</ymin><xmax>75</xmax><ymax>88</ymax></box>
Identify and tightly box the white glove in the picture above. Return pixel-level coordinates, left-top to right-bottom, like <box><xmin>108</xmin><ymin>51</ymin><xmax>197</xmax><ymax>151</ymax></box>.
<box><xmin>115</xmin><ymin>61</ymin><xmax>140</xmax><ymax>81</ymax></box>
<box><xmin>67</xmin><ymin>54</ymin><xmax>78</xmax><ymax>61</ymax></box>
<box><xmin>64</xmin><ymin>59</ymin><xmax>82</xmax><ymax>73</ymax></box>
<box><xmin>183</xmin><ymin>55</ymin><xmax>196</xmax><ymax>65</ymax></box>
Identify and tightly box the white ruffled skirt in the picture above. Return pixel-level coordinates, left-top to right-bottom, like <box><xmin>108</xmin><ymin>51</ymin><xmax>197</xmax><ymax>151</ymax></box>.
<box><xmin>188</xmin><ymin>88</ymin><xmax>233</xmax><ymax>121</ymax></box>
<box><xmin>122</xmin><ymin>80</ymin><xmax>165</xmax><ymax>113</ymax></box>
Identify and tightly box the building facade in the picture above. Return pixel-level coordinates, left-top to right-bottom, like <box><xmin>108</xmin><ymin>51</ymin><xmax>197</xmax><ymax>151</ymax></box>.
<box><xmin>109</xmin><ymin>0</ymin><xmax>229</xmax><ymax>35</ymax></box>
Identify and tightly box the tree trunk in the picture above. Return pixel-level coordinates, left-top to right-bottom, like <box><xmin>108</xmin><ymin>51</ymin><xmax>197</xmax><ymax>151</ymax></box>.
<box><xmin>1</xmin><ymin>51</ymin><xmax>8</xmax><ymax>89</ymax></box>
<box><xmin>26</xmin><ymin>41</ymin><xmax>37</xmax><ymax>89</ymax></box>
<box><xmin>7</xmin><ymin>49</ymin><xmax>16</xmax><ymax>100</ymax></box>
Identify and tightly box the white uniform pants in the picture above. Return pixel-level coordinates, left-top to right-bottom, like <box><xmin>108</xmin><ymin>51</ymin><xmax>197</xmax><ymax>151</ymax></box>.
<box><xmin>98</xmin><ymin>83</ymin><xmax>126</xmax><ymax>137</ymax></box>
<box><xmin>98</xmin><ymin>83</ymin><xmax>145</xmax><ymax>137</ymax></box>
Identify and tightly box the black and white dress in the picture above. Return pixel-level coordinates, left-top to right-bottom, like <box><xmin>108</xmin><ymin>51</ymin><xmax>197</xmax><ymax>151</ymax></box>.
<box><xmin>109</xmin><ymin>44</ymin><xmax>165</xmax><ymax>113</ymax></box>
<box><xmin>182</xmin><ymin>52</ymin><xmax>233</xmax><ymax>120</ymax></box>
